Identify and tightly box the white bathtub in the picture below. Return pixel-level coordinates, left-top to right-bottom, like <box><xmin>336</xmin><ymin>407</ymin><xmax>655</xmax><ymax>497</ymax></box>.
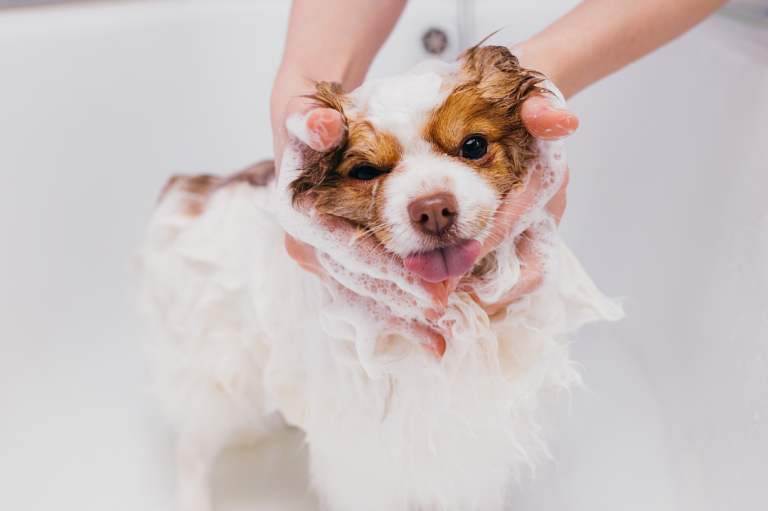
<box><xmin>1</xmin><ymin>1</ymin><xmax>766</xmax><ymax>510</ymax></box>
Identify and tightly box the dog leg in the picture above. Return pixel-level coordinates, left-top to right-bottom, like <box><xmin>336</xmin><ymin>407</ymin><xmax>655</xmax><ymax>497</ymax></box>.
<box><xmin>175</xmin><ymin>421</ymin><xmax>233</xmax><ymax>511</ymax></box>
<box><xmin>176</xmin><ymin>438</ymin><xmax>217</xmax><ymax>511</ymax></box>
<box><xmin>169</xmin><ymin>373</ymin><xmax>272</xmax><ymax>511</ymax></box>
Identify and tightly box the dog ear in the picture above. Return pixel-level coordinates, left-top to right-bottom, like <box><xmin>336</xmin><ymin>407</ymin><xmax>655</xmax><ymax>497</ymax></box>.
<box><xmin>289</xmin><ymin>81</ymin><xmax>349</xmax><ymax>206</ymax></box>
<box><xmin>305</xmin><ymin>81</ymin><xmax>347</xmax><ymax>118</ymax></box>
<box><xmin>451</xmin><ymin>44</ymin><xmax>547</xmax><ymax>177</ymax></box>
<box><xmin>458</xmin><ymin>44</ymin><xmax>545</xmax><ymax>104</ymax></box>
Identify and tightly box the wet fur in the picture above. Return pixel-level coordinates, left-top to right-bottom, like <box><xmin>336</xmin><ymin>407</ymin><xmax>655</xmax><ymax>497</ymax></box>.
<box><xmin>290</xmin><ymin>45</ymin><xmax>545</xmax><ymax>249</ymax></box>
<box><xmin>159</xmin><ymin>161</ymin><xmax>275</xmax><ymax>217</ymax></box>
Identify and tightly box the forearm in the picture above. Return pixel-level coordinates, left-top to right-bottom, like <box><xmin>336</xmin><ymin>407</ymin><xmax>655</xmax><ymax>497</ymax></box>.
<box><xmin>515</xmin><ymin>0</ymin><xmax>729</xmax><ymax>99</ymax></box>
<box><xmin>271</xmin><ymin>0</ymin><xmax>407</xmax><ymax>127</ymax></box>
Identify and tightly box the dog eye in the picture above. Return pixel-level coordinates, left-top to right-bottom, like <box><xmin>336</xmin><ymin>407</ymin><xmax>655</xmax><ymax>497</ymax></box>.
<box><xmin>349</xmin><ymin>165</ymin><xmax>384</xmax><ymax>181</ymax></box>
<box><xmin>460</xmin><ymin>136</ymin><xmax>488</xmax><ymax>160</ymax></box>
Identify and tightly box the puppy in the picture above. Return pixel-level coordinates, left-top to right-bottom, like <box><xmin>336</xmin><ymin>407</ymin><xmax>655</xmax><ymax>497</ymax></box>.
<box><xmin>133</xmin><ymin>45</ymin><xmax>622</xmax><ymax>511</ymax></box>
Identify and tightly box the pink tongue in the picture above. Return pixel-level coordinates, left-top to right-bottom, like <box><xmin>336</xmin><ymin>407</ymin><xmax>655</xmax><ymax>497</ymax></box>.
<box><xmin>403</xmin><ymin>240</ymin><xmax>482</xmax><ymax>283</ymax></box>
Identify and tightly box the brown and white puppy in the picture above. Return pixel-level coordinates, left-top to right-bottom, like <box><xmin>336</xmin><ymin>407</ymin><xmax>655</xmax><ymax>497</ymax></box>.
<box><xmin>134</xmin><ymin>44</ymin><xmax>621</xmax><ymax>511</ymax></box>
<box><xmin>288</xmin><ymin>45</ymin><xmax>545</xmax><ymax>283</ymax></box>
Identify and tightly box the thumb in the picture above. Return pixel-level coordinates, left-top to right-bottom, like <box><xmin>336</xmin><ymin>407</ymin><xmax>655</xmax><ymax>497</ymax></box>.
<box><xmin>521</xmin><ymin>95</ymin><xmax>579</xmax><ymax>141</ymax></box>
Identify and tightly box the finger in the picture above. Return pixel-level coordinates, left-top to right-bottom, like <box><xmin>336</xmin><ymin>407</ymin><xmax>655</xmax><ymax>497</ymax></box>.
<box><xmin>387</xmin><ymin>316</ymin><xmax>446</xmax><ymax>358</ymax></box>
<box><xmin>476</xmin><ymin>179</ymin><xmax>540</xmax><ymax>261</ymax></box>
<box><xmin>304</xmin><ymin>108</ymin><xmax>345</xmax><ymax>151</ymax></box>
<box><xmin>521</xmin><ymin>95</ymin><xmax>579</xmax><ymax>141</ymax></box>
<box><xmin>422</xmin><ymin>281</ymin><xmax>449</xmax><ymax>309</ymax></box>
<box><xmin>461</xmin><ymin>223</ymin><xmax>556</xmax><ymax>316</ymax></box>
<box><xmin>283</xmin><ymin>95</ymin><xmax>345</xmax><ymax>152</ymax></box>
<box><xmin>483</xmin><ymin>254</ymin><xmax>544</xmax><ymax>315</ymax></box>
<box><xmin>423</xmin><ymin>307</ymin><xmax>452</xmax><ymax>335</ymax></box>
<box><xmin>274</xmin><ymin>93</ymin><xmax>346</xmax><ymax>179</ymax></box>
<box><xmin>284</xmin><ymin>234</ymin><xmax>325</xmax><ymax>278</ymax></box>
<box><xmin>477</xmin><ymin>147</ymin><xmax>569</xmax><ymax>260</ymax></box>
<box><xmin>483</xmin><ymin>258</ymin><xmax>544</xmax><ymax>315</ymax></box>
<box><xmin>273</xmin><ymin>95</ymin><xmax>317</xmax><ymax>177</ymax></box>
<box><xmin>424</xmin><ymin>308</ymin><xmax>441</xmax><ymax>322</ymax></box>
<box><xmin>442</xmin><ymin>277</ymin><xmax>461</xmax><ymax>297</ymax></box>
<box><xmin>544</xmin><ymin>165</ymin><xmax>569</xmax><ymax>226</ymax></box>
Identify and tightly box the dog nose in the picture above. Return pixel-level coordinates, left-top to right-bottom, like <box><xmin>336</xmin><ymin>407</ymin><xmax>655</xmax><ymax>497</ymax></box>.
<box><xmin>408</xmin><ymin>192</ymin><xmax>458</xmax><ymax>235</ymax></box>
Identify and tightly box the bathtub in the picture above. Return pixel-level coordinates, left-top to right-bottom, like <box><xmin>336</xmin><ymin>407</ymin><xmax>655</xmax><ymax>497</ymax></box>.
<box><xmin>0</xmin><ymin>1</ymin><xmax>766</xmax><ymax>510</ymax></box>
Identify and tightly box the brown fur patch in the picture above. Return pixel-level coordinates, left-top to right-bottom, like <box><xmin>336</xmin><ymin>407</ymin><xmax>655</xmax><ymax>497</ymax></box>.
<box><xmin>221</xmin><ymin>160</ymin><xmax>275</xmax><ymax>188</ymax></box>
<box><xmin>289</xmin><ymin>82</ymin><xmax>402</xmax><ymax>230</ymax></box>
<box><xmin>160</xmin><ymin>174</ymin><xmax>222</xmax><ymax>217</ymax></box>
<box><xmin>427</xmin><ymin>45</ymin><xmax>545</xmax><ymax>197</ymax></box>
<box><xmin>160</xmin><ymin>160</ymin><xmax>275</xmax><ymax>217</ymax></box>
<box><xmin>311</xmin><ymin>119</ymin><xmax>402</xmax><ymax>226</ymax></box>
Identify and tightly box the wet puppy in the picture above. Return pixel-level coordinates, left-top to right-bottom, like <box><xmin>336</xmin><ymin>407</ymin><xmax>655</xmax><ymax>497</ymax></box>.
<box><xmin>133</xmin><ymin>45</ymin><xmax>621</xmax><ymax>511</ymax></box>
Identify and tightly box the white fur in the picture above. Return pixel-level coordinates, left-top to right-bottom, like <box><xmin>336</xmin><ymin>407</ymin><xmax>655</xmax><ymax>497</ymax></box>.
<box><xmin>381</xmin><ymin>147</ymin><xmax>499</xmax><ymax>255</ymax></box>
<box><xmin>344</xmin><ymin>60</ymin><xmax>500</xmax><ymax>256</ymax></box>
<box><xmin>346</xmin><ymin>59</ymin><xmax>457</xmax><ymax>145</ymax></box>
<box><xmin>133</xmin><ymin>182</ymin><xmax>621</xmax><ymax>511</ymax></box>
<box><xmin>133</xmin><ymin>62</ymin><xmax>623</xmax><ymax>511</ymax></box>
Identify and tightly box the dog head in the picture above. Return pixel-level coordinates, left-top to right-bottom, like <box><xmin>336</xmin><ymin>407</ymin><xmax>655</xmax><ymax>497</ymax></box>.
<box><xmin>289</xmin><ymin>45</ymin><xmax>545</xmax><ymax>283</ymax></box>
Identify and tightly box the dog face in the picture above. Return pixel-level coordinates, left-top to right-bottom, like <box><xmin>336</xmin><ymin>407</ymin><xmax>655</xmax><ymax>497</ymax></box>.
<box><xmin>290</xmin><ymin>46</ymin><xmax>544</xmax><ymax>282</ymax></box>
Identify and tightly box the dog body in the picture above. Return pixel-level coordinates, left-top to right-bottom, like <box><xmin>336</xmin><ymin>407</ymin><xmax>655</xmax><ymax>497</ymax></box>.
<box><xmin>133</xmin><ymin>48</ymin><xmax>622</xmax><ymax>511</ymax></box>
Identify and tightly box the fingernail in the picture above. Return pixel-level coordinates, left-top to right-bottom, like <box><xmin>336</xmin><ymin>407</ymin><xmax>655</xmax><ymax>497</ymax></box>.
<box><xmin>306</xmin><ymin>109</ymin><xmax>344</xmax><ymax>151</ymax></box>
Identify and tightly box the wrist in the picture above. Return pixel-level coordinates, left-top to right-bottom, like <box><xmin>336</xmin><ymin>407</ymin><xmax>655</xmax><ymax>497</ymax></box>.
<box><xmin>270</xmin><ymin>52</ymin><xmax>365</xmax><ymax>133</ymax></box>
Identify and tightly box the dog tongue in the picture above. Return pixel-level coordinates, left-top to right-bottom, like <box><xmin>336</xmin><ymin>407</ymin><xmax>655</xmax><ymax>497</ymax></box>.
<box><xmin>403</xmin><ymin>240</ymin><xmax>482</xmax><ymax>283</ymax></box>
